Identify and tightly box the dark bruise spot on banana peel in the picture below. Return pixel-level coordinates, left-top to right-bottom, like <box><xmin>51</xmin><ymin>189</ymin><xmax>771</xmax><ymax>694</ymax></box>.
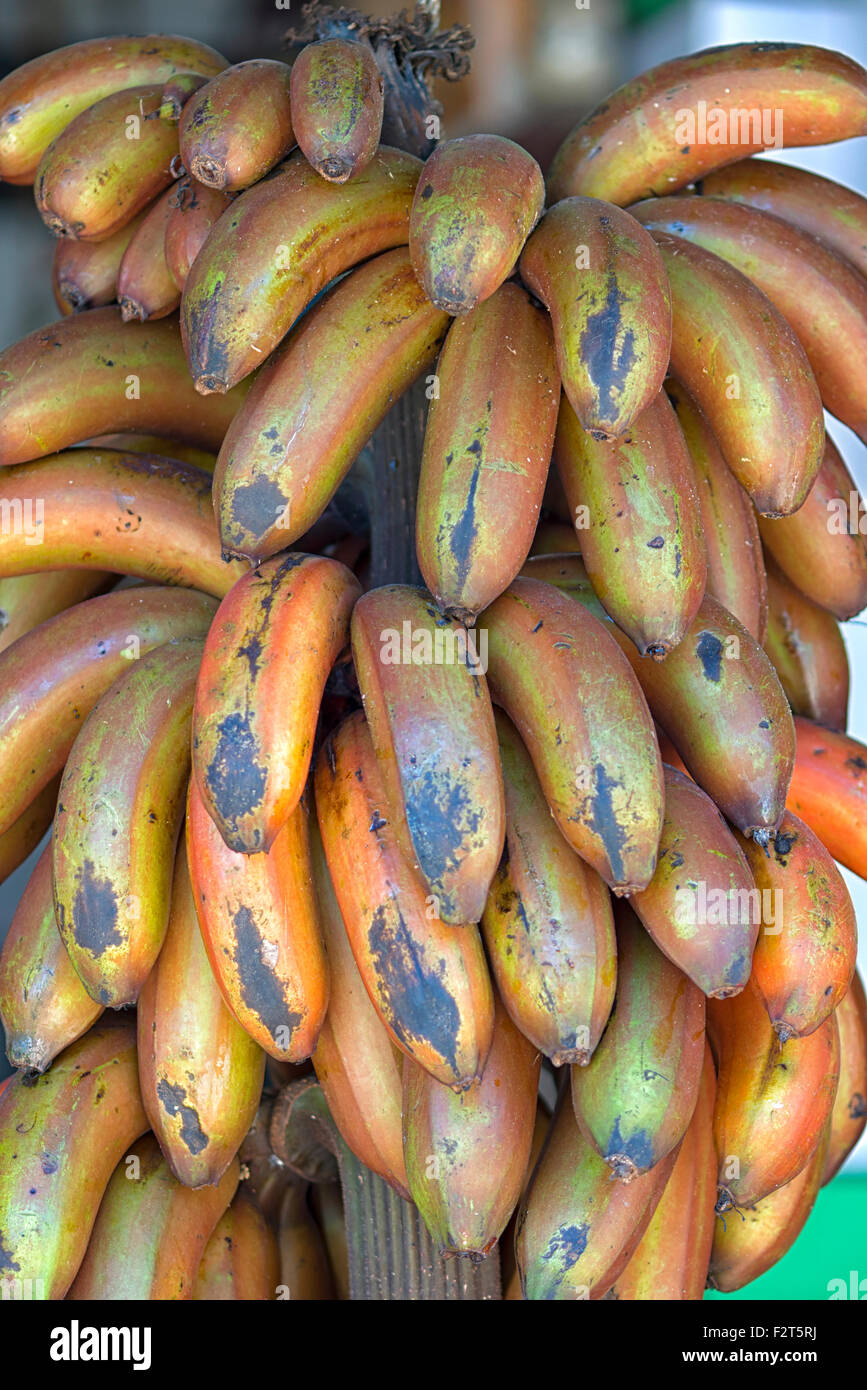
<box><xmin>185</xmin><ymin>278</ymin><xmax>229</xmax><ymax>392</ymax></box>
<box><xmin>366</xmin><ymin>903</ymin><xmax>465</xmax><ymax>1086</ymax></box>
<box><xmin>538</xmin><ymin>1223</ymin><xmax>589</xmax><ymax>1299</ymax></box>
<box><xmin>227</xmin><ymin>475</ymin><xmax>289</xmax><ymax>554</ymax></box>
<box><xmin>579</xmin><ymin>271</ymin><xmax>636</xmax><ymax>426</ymax></box>
<box><xmin>583</xmin><ymin>762</ymin><xmax>629</xmax><ymax>890</ymax></box>
<box><xmin>605</xmin><ymin>1116</ymin><xmax>654</xmax><ymax>1180</ymax></box>
<box><xmin>206</xmin><ymin>712</ymin><xmax>267</xmax><ymax>850</ymax></box>
<box><xmin>403</xmin><ymin>765</ymin><xmax>481</xmax><ymax>917</ymax></box>
<box><xmin>70</xmin><ymin>858</ymin><xmax>123</xmax><ymax>957</ymax></box>
<box><xmin>696</xmin><ymin>629</ymin><xmax>723</xmax><ymax>682</ymax></box>
<box><xmin>156</xmin><ymin>1078</ymin><xmax>209</xmax><ymax>1155</ymax></box>
<box><xmin>232</xmin><ymin>906</ymin><xmax>302</xmax><ymax>1050</ymax></box>
<box><xmin>0</xmin><ymin>1230</ymin><xmax>21</xmax><ymax>1274</ymax></box>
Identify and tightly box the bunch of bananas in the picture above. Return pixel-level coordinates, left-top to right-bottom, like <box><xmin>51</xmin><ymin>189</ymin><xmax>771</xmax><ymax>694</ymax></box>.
<box><xmin>0</xmin><ymin>22</ymin><xmax>866</xmax><ymax>1303</ymax></box>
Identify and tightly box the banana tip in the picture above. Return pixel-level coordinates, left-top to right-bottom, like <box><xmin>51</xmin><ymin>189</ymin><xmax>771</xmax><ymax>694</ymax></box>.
<box><xmin>607</xmin><ymin>1154</ymin><xmax>639</xmax><ymax>1183</ymax></box>
<box><xmin>195</xmin><ymin>373</ymin><xmax>229</xmax><ymax>395</ymax></box>
<box><xmin>317</xmin><ymin>156</ymin><xmax>353</xmax><ymax>182</ymax></box>
<box><xmin>190</xmin><ymin>155</ymin><xmax>228</xmax><ymax>191</ymax></box>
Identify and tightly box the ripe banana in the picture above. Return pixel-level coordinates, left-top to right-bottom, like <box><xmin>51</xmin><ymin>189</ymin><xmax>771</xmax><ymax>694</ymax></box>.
<box><xmin>309</xmin><ymin>819</ymin><xmax>409</xmax><ymax>1198</ymax></box>
<box><xmin>519</xmin><ymin>197</ymin><xmax>671</xmax><ymax>439</ymax></box>
<box><xmin>351</xmin><ymin>585</ymin><xmax>504</xmax><ymax>925</ymax></box>
<box><xmin>0</xmin><ymin>449</ymin><xmax>243</xmax><ymax>597</ymax></box>
<box><xmin>0</xmin><ymin>584</ymin><xmax>215</xmax><ymax>838</ymax></box>
<box><xmin>214</xmin><ymin>249</ymin><xmax>447</xmax><ymax>559</ymax></box>
<box><xmin>0</xmin><ymin>1020</ymin><xmax>148</xmax><ymax>1299</ymax></box>
<box><xmin>699</xmin><ymin>158</ymin><xmax>867</xmax><ymax>280</ymax></box>
<box><xmin>708</xmin><ymin>1122</ymin><xmax>830</xmax><ymax>1294</ymax></box>
<box><xmin>193</xmin><ymin>1189</ymin><xmax>278</xmax><ymax>1299</ymax></box>
<box><xmin>165</xmin><ymin>182</ymin><xmax>232</xmax><ymax>290</ymax></box>
<box><xmin>632</xmin><ymin>194</ymin><xmax>867</xmax><ymax>444</ymax></box>
<box><xmin>758</xmin><ymin>433</ymin><xmax>867</xmax><ymax>621</ymax></box>
<box><xmin>735</xmin><ymin>813</ymin><xmax>857</xmax><ymax>1041</ymax></box>
<box><xmin>35</xmin><ymin>85</ymin><xmax>180</xmax><ymax>241</ymax></box>
<box><xmin>186</xmin><ymin>775</ymin><xmax>329</xmax><ymax>1063</ymax></box>
<box><xmin>410</xmin><ymin>133</ymin><xmax>544</xmax><ymax>315</ymax></box>
<box><xmin>553</xmin><ymin>386</ymin><xmax>706</xmax><ymax>656</ymax></box>
<box><xmin>787</xmin><ymin>717</ymin><xmax>867</xmax><ymax>878</ymax></box>
<box><xmin>515</xmin><ymin>1089</ymin><xmax>678</xmax><ymax>1300</ymax></box>
<box><xmin>0</xmin><ymin>570</ymin><xmax>114</xmax><ymax>654</ymax></box>
<box><xmin>117</xmin><ymin>187</ymin><xmax>181</xmax><ymax>321</ymax></box>
<box><xmin>314</xmin><ymin>710</ymin><xmax>494</xmax><ymax>1091</ymax></box>
<box><xmin>53</xmin><ymin>207</ymin><xmax>147</xmax><ymax>314</ymax></box>
<box><xmin>0</xmin><ymin>839</ymin><xmax>103</xmax><ymax>1072</ymax></box>
<box><xmin>629</xmin><ymin>764</ymin><xmax>758</xmax><ymax>998</ymax></box>
<box><xmin>67</xmin><ymin>1133</ymin><xmax>239</xmax><ymax>1300</ymax></box>
<box><xmin>482</xmin><ymin>576</ymin><xmax>664</xmax><ymax>894</ymax></box>
<box><xmin>277</xmin><ymin>1181</ymin><xmax>335</xmax><ymax>1301</ymax></box>
<box><xmin>481</xmin><ymin>709</ymin><xmax>616</xmax><ymax>1066</ymax></box>
<box><xmin>647</xmin><ymin>231</ymin><xmax>824</xmax><ymax>517</ymax></box>
<box><xmin>415</xmin><ymin>281</ymin><xmax>560</xmax><ymax>623</ymax></box>
<box><xmin>606</xmin><ymin>1041</ymin><xmax>717</xmax><ymax>1300</ymax></box>
<box><xmin>763</xmin><ymin>557</ymin><xmax>849</xmax><ymax>731</ymax></box>
<box><xmin>572</xmin><ymin>901</ymin><xmax>706</xmax><ymax>1180</ymax></box>
<box><xmin>53</xmin><ymin>638</ymin><xmax>202</xmax><ymax>1007</ymax></box>
<box><xmin>708</xmin><ymin>977</ymin><xmax>839</xmax><ymax>1211</ymax></box>
<box><xmin>524</xmin><ymin>556</ymin><xmax>796</xmax><ymax>842</ymax></box>
<box><xmin>181</xmin><ymin>146</ymin><xmax>420</xmax><ymax>393</ymax></box>
<box><xmin>501</xmin><ymin>1102</ymin><xmax>553</xmax><ymax>1297</ymax></box>
<box><xmin>192</xmin><ymin>551</ymin><xmax>361</xmax><ymax>854</ymax></box>
<box><xmin>665</xmin><ymin>376</ymin><xmax>767</xmax><ymax>641</ymax></box>
<box><xmin>137</xmin><ymin>839</ymin><xmax>266</xmax><ymax>1189</ymax></box>
<box><xmin>823</xmin><ymin>971</ymin><xmax>867</xmax><ymax>1184</ymax></box>
<box><xmin>179</xmin><ymin>59</ymin><xmax>294</xmax><ymax>192</ymax></box>
<box><xmin>0</xmin><ymin>34</ymin><xmax>226</xmax><ymax>185</ymax></box>
<box><xmin>84</xmin><ymin>432</ymin><xmax>217</xmax><ymax>472</ymax></box>
<box><xmin>403</xmin><ymin>994</ymin><xmax>541</xmax><ymax>1257</ymax></box>
<box><xmin>547</xmin><ymin>42</ymin><xmax>867</xmax><ymax>205</ymax></box>
<box><xmin>0</xmin><ymin>308</ymin><xmax>251</xmax><ymax>466</ymax></box>
<box><xmin>0</xmin><ymin>775</ymin><xmax>60</xmax><ymax>887</ymax></box>
<box><xmin>290</xmin><ymin>39</ymin><xmax>384</xmax><ymax>182</ymax></box>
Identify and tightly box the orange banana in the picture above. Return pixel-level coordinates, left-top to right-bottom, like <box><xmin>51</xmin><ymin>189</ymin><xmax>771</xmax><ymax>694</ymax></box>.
<box><xmin>572</xmin><ymin>901</ymin><xmax>706</xmax><ymax>1180</ymax></box>
<box><xmin>482</xmin><ymin>576</ymin><xmax>664</xmax><ymax>894</ymax></box>
<box><xmin>415</xmin><ymin>281</ymin><xmax>560</xmax><ymax>623</ymax></box>
<box><xmin>553</xmin><ymin>386</ymin><xmax>706</xmax><ymax>656</ymax></box>
<box><xmin>0</xmin><ymin>570</ymin><xmax>114</xmax><ymax>655</ymax></box>
<box><xmin>164</xmin><ymin>182</ymin><xmax>232</xmax><ymax>290</ymax></box>
<box><xmin>0</xmin><ymin>308</ymin><xmax>250</xmax><ymax>466</ymax></box>
<box><xmin>708</xmin><ymin>1122</ymin><xmax>830</xmax><ymax>1293</ymax></box>
<box><xmin>351</xmin><ymin>585</ymin><xmax>504</xmax><ymax>925</ymax></box>
<box><xmin>410</xmin><ymin>134</ymin><xmax>544</xmax><ymax>315</ymax></box>
<box><xmin>67</xmin><ymin>1133</ymin><xmax>239</xmax><ymax>1300</ymax></box>
<box><xmin>646</xmin><ymin>231</ymin><xmax>824</xmax><ymax>517</ymax></box>
<box><xmin>0</xmin><ymin>839</ymin><xmax>103</xmax><ymax>1073</ymax></box>
<box><xmin>52</xmin><ymin>208</ymin><xmax>147</xmax><ymax>314</ymax></box>
<box><xmin>53</xmin><ymin>639</ymin><xmax>202</xmax><ymax>1007</ymax></box>
<box><xmin>314</xmin><ymin>710</ymin><xmax>494</xmax><ymax>1091</ymax></box>
<box><xmin>0</xmin><ymin>449</ymin><xmax>243</xmax><ymax>597</ymax></box>
<box><xmin>520</xmin><ymin>196</ymin><xmax>671</xmax><ymax>438</ymax></box>
<box><xmin>547</xmin><ymin>42</ymin><xmax>867</xmax><ymax>205</ymax></box>
<box><xmin>758</xmin><ymin>433</ymin><xmax>867</xmax><ymax>621</ymax></box>
<box><xmin>192</xmin><ymin>552</ymin><xmax>361</xmax><ymax>854</ymax></box>
<box><xmin>117</xmin><ymin>186</ymin><xmax>180</xmax><ymax>321</ymax></box>
<box><xmin>629</xmin><ymin>764</ymin><xmax>758</xmax><ymax>998</ymax></box>
<box><xmin>515</xmin><ymin>1089</ymin><xmax>678</xmax><ymax>1300</ymax></box>
<box><xmin>0</xmin><ymin>1021</ymin><xmax>148</xmax><ymax>1299</ymax></box>
<box><xmin>310</xmin><ymin>820</ymin><xmax>409</xmax><ymax>1198</ymax></box>
<box><xmin>607</xmin><ymin>1041</ymin><xmax>717</xmax><ymax>1300</ymax></box>
<box><xmin>787</xmin><ymin>717</ymin><xmax>867</xmax><ymax>878</ymax></box>
<box><xmin>666</xmin><ymin>376</ymin><xmax>767</xmax><ymax>642</ymax></box>
<box><xmin>481</xmin><ymin>709</ymin><xmax>616</xmax><ymax>1066</ymax></box>
<box><xmin>186</xmin><ymin>776</ymin><xmax>329</xmax><ymax>1063</ymax></box>
<box><xmin>699</xmin><ymin>158</ymin><xmax>867</xmax><ymax>280</ymax></box>
<box><xmin>735</xmin><ymin>813</ymin><xmax>856</xmax><ymax>1040</ymax></box>
<box><xmin>179</xmin><ymin>60</ymin><xmax>294</xmax><ymax>192</ymax></box>
<box><xmin>276</xmin><ymin>1181</ymin><xmax>335</xmax><ymax>1301</ymax></box>
<box><xmin>35</xmin><ymin>85</ymin><xmax>179</xmax><ymax>241</ymax></box>
<box><xmin>822</xmin><ymin>971</ymin><xmax>867</xmax><ymax>1184</ymax></box>
<box><xmin>403</xmin><ymin>994</ymin><xmax>541</xmax><ymax>1257</ymax></box>
<box><xmin>181</xmin><ymin>146</ymin><xmax>420</xmax><ymax>394</ymax></box>
<box><xmin>214</xmin><ymin>248</ymin><xmax>448</xmax><ymax>560</ymax></box>
<box><xmin>763</xmin><ymin>557</ymin><xmax>849</xmax><ymax>732</ymax></box>
<box><xmin>289</xmin><ymin>39</ymin><xmax>383</xmax><ymax>182</ymax></box>
<box><xmin>0</xmin><ymin>35</ymin><xmax>225</xmax><ymax>184</ymax></box>
<box><xmin>0</xmin><ymin>774</ymin><xmax>61</xmax><ymax>887</ymax></box>
<box><xmin>193</xmin><ymin>1189</ymin><xmax>279</xmax><ymax>1299</ymax></box>
<box><xmin>0</xmin><ymin>585</ymin><xmax>215</xmax><ymax>839</ymax></box>
<box><xmin>708</xmin><ymin>977</ymin><xmax>839</xmax><ymax>1211</ymax></box>
<box><xmin>137</xmin><ymin>839</ymin><xmax>266</xmax><ymax>1188</ymax></box>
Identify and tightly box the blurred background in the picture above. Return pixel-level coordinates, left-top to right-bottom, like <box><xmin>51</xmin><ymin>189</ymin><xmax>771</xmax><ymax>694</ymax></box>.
<box><xmin>0</xmin><ymin>0</ymin><xmax>865</xmax><ymax>1298</ymax></box>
